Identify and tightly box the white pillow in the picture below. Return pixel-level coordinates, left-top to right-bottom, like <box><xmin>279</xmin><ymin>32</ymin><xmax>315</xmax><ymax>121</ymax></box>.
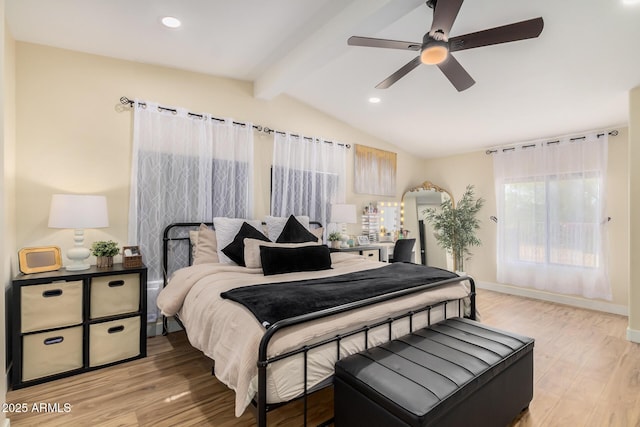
<box><xmin>311</xmin><ymin>227</ymin><xmax>324</xmax><ymax>243</ymax></box>
<box><xmin>213</xmin><ymin>217</ymin><xmax>263</xmax><ymax>264</ymax></box>
<box><xmin>189</xmin><ymin>230</ymin><xmax>199</xmax><ymax>260</ymax></box>
<box><xmin>243</xmin><ymin>238</ymin><xmax>319</xmax><ymax>269</ymax></box>
<box><xmin>192</xmin><ymin>224</ymin><xmax>219</xmax><ymax>265</ymax></box>
<box><xmin>265</xmin><ymin>215</ymin><xmax>310</xmax><ymax>242</ymax></box>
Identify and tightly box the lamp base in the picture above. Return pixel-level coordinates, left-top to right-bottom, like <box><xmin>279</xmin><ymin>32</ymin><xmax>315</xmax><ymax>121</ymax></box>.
<box><xmin>65</xmin><ymin>263</ymin><xmax>91</xmax><ymax>271</ymax></box>
<box><xmin>66</xmin><ymin>230</ymin><xmax>91</xmax><ymax>271</ymax></box>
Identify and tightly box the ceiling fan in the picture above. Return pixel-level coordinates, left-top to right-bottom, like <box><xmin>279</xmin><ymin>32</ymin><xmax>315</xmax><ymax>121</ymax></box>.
<box><xmin>348</xmin><ymin>0</ymin><xmax>543</xmax><ymax>91</ymax></box>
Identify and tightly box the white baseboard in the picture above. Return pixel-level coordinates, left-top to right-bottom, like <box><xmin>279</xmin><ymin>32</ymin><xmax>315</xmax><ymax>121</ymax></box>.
<box><xmin>627</xmin><ymin>327</ymin><xmax>640</xmax><ymax>343</ymax></box>
<box><xmin>476</xmin><ymin>280</ymin><xmax>628</xmax><ymax>316</ymax></box>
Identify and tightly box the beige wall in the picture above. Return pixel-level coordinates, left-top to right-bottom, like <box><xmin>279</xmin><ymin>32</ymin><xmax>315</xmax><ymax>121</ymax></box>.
<box><xmin>2</xmin><ymin>0</ymin><xmax>16</xmax><ymax>421</ymax></box>
<box><xmin>629</xmin><ymin>86</ymin><xmax>640</xmax><ymax>341</ymax></box>
<box><xmin>14</xmin><ymin>42</ymin><xmax>425</xmax><ymax>263</ymax></box>
<box><xmin>10</xmin><ymin>41</ymin><xmax>639</xmax><ymax>345</ymax></box>
<box><xmin>423</xmin><ymin>129</ymin><xmax>630</xmax><ymax>311</ymax></box>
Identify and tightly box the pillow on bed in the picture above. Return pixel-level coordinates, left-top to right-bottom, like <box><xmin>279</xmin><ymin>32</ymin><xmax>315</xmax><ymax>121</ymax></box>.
<box><xmin>260</xmin><ymin>245</ymin><xmax>332</xmax><ymax>276</ymax></box>
<box><xmin>214</xmin><ymin>217</ymin><xmax>263</xmax><ymax>264</ymax></box>
<box><xmin>222</xmin><ymin>222</ymin><xmax>270</xmax><ymax>266</ymax></box>
<box><xmin>275</xmin><ymin>215</ymin><xmax>318</xmax><ymax>243</ymax></box>
<box><xmin>243</xmin><ymin>238</ymin><xmax>319</xmax><ymax>269</ymax></box>
<box><xmin>265</xmin><ymin>215</ymin><xmax>310</xmax><ymax>242</ymax></box>
<box><xmin>192</xmin><ymin>224</ymin><xmax>219</xmax><ymax>265</ymax></box>
<box><xmin>311</xmin><ymin>227</ymin><xmax>324</xmax><ymax>243</ymax></box>
<box><xmin>189</xmin><ymin>230</ymin><xmax>199</xmax><ymax>260</ymax></box>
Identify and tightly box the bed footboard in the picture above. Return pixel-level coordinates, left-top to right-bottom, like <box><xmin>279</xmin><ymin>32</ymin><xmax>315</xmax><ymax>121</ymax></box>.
<box><xmin>255</xmin><ymin>275</ymin><xmax>476</xmax><ymax>427</ymax></box>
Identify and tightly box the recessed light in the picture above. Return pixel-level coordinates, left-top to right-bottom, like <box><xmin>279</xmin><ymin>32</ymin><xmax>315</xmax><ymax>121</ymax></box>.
<box><xmin>161</xmin><ymin>16</ymin><xmax>182</xmax><ymax>29</ymax></box>
<box><xmin>368</xmin><ymin>97</ymin><xmax>381</xmax><ymax>104</ymax></box>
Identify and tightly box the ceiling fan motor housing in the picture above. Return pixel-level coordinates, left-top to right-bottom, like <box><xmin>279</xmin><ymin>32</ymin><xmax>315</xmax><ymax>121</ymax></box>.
<box><xmin>421</xmin><ymin>33</ymin><xmax>449</xmax><ymax>65</ymax></box>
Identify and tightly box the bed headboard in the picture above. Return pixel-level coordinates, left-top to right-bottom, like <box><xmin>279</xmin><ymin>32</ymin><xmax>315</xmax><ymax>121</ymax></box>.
<box><xmin>161</xmin><ymin>221</ymin><xmax>323</xmax><ymax>287</ymax></box>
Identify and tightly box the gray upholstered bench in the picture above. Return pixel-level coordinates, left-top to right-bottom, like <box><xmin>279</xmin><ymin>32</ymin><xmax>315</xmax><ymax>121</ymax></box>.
<box><xmin>334</xmin><ymin>317</ymin><xmax>534</xmax><ymax>427</ymax></box>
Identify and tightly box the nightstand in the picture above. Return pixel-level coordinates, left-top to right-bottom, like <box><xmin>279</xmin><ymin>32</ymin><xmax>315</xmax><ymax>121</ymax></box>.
<box><xmin>10</xmin><ymin>263</ymin><xmax>147</xmax><ymax>389</ymax></box>
<box><xmin>329</xmin><ymin>245</ymin><xmax>381</xmax><ymax>261</ymax></box>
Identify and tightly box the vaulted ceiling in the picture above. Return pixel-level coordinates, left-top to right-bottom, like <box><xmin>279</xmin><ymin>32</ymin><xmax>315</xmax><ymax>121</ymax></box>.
<box><xmin>7</xmin><ymin>0</ymin><xmax>640</xmax><ymax>158</ymax></box>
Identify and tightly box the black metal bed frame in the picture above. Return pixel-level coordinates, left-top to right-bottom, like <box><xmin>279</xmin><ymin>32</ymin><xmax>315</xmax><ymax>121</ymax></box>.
<box><xmin>161</xmin><ymin>222</ymin><xmax>476</xmax><ymax>427</ymax></box>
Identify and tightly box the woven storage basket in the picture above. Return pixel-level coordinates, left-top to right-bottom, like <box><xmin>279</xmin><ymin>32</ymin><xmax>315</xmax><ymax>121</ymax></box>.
<box><xmin>122</xmin><ymin>246</ymin><xmax>143</xmax><ymax>268</ymax></box>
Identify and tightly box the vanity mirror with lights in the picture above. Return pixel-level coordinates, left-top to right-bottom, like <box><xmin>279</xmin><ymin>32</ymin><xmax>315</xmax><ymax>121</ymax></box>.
<box><xmin>360</xmin><ymin>201</ymin><xmax>405</xmax><ymax>262</ymax></box>
<box><xmin>378</xmin><ymin>201</ymin><xmax>401</xmax><ymax>241</ymax></box>
<box><xmin>401</xmin><ymin>181</ymin><xmax>454</xmax><ymax>269</ymax></box>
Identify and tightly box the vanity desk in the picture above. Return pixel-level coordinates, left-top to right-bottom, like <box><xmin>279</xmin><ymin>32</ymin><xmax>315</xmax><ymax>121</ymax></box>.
<box><xmin>329</xmin><ymin>245</ymin><xmax>381</xmax><ymax>262</ymax></box>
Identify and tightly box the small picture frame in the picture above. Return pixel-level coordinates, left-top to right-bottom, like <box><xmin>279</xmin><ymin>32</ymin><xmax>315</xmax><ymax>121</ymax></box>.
<box><xmin>18</xmin><ymin>246</ymin><xmax>62</xmax><ymax>274</ymax></box>
<box><xmin>124</xmin><ymin>246</ymin><xmax>140</xmax><ymax>256</ymax></box>
<box><xmin>357</xmin><ymin>236</ymin><xmax>370</xmax><ymax>246</ymax></box>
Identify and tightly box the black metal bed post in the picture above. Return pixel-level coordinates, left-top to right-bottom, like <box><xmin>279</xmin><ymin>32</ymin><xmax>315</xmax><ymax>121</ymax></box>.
<box><xmin>161</xmin><ymin>222</ymin><xmax>215</xmax><ymax>335</ymax></box>
<box><xmin>257</xmin><ymin>321</ymin><xmax>283</xmax><ymax>427</ymax></box>
<box><xmin>161</xmin><ymin>226</ymin><xmax>171</xmax><ymax>336</ymax></box>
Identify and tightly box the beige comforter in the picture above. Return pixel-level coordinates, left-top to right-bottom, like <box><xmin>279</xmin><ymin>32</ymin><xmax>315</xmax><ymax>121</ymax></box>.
<box><xmin>157</xmin><ymin>253</ymin><xmax>470</xmax><ymax>416</ymax></box>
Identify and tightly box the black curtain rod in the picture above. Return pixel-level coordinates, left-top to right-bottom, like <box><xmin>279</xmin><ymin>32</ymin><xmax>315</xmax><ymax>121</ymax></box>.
<box><xmin>119</xmin><ymin>96</ymin><xmax>350</xmax><ymax>148</ymax></box>
<box><xmin>485</xmin><ymin>130</ymin><xmax>618</xmax><ymax>155</ymax></box>
<box><xmin>120</xmin><ymin>96</ymin><xmax>262</xmax><ymax>130</ymax></box>
<box><xmin>261</xmin><ymin>127</ymin><xmax>350</xmax><ymax>148</ymax></box>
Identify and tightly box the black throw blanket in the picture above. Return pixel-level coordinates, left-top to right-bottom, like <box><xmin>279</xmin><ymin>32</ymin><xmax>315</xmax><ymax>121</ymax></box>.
<box><xmin>220</xmin><ymin>263</ymin><xmax>459</xmax><ymax>328</ymax></box>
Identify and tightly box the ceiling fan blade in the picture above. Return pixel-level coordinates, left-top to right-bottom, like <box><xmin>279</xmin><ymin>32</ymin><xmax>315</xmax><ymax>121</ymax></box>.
<box><xmin>430</xmin><ymin>0</ymin><xmax>464</xmax><ymax>37</ymax></box>
<box><xmin>437</xmin><ymin>54</ymin><xmax>475</xmax><ymax>91</ymax></box>
<box><xmin>348</xmin><ymin>36</ymin><xmax>420</xmax><ymax>51</ymax></box>
<box><xmin>375</xmin><ymin>56</ymin><xmax>422</xmax><ymax>89</ymax></box>
<box><xmin>449</xmin><ymin>17</ymin><xmax>544</xmax><ymax>52</ymax></box>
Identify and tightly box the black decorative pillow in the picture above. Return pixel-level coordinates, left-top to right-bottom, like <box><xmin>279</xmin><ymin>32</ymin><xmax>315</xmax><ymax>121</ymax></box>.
<box><xmin>276</xmin><ymin>215</ymin><xmax>318</xmax><ymax>243</ymax></box>
<box><xmin>260</xmin><ymin>245</ymin><xmax>332</xmax><ymax>276</ymax></box>
<box><xmin>222</xmin><ymin>222</ymin><xmax>270</xmax><ymax>266</ymax></box>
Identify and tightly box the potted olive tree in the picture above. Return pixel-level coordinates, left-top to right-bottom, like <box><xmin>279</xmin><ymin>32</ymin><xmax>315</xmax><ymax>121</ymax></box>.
<box><xmin>424</xmin><ymin>185</ymin><xmax>484</xmax><ymax>272</ymax></box>
<box><xmin>91</xmin><ymin>240</ymin><xmax>119</xmax><ymax>268</ymax></box>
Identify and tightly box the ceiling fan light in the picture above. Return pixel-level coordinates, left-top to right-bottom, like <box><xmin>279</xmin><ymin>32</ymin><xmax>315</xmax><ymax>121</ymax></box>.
<box><xmin>421</xmin><ymin>44</ymin><xmax>449</xmax><ymax>65</ymax></box>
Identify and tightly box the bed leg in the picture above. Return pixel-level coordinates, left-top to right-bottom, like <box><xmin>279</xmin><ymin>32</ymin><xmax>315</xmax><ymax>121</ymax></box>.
<box><xmin>162</xmin><ymin>315</ymin><xmax>168</xmax><ymax>336</ymax></box>
<box><xmin>257</xmin><ymin>361</ymin><xmax>268</xmax><ymax>427</ymax></box>
<box><xmin>317</xmin><ymin>417</ymin><xmax>334</xmax><ymax>427</ymax></box>
<box><xmin>468</xmin><ymin>277</ymin><xmax>477</xmax><ymax>321</ymax></box>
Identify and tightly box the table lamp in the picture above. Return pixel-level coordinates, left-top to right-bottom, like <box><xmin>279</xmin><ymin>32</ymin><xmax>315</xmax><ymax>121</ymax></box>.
<box><xmin>48</xmin><ymin>194</ymin><xmax>109</xmax><ymax>271</ymax></box>
<box><xmin>330</xmin><ymin>203</ymin><xmax>356</xmax><ymax>248</ymax></box>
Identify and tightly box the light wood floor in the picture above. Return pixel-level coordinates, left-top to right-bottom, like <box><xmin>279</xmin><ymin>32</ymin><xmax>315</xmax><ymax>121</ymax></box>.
<box><xmin>6</xmin><ymin>289</ymin><xmax>640</xmax><ymax>426</ymax></box>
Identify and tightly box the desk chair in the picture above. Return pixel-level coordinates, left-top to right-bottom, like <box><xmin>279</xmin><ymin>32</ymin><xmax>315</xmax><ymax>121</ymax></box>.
<box><xmin>391</xmin><ymin>238</ymin><xmax>415</xmax><ymax>263</ymax></box>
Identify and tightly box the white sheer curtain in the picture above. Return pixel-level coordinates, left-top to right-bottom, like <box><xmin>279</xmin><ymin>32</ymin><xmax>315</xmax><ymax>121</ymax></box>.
<box><xmin>271</xmin><ymin>133</ymin><xmax>347</xmax><ymax>229</ymax></box>
<box><xmin>493</xmin><ymin>132</ymin><xmax>610</xmax><ymax>300</ymax></box>
<box><xmin>128</xmin><ymin>100</ymin><xmax>254</xmax><ymax>320</ymax></box>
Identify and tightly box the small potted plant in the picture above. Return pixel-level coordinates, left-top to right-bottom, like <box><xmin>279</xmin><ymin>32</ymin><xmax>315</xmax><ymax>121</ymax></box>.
<box><xmin>91</xmin><ymin>240</ymin><xmax>119</xmax><ymax>268</ymax></box>
<box><xmin>328</xmin><ymin>232</ymin><xmax>342</xmax><ymax>249</ymax></box>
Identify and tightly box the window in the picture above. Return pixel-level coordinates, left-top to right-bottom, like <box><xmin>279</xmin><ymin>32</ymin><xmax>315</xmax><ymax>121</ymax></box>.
<box><xmin>503</xmin><ymin>173</ymin><xmax>602</xmax><ymax>268</ymax></box>
<box><xmin>129</xmin><ymin>101</ymin><xmax>254</xmax><ymax>321</ymax></box>
<box><xmin>270</xmin><ymin>133</ymin><xmax>347</xmax><ymax>228</ymax></box>
<box><xmin>271</xmin><ymin>166</ymin><xmax>340</xmax><ymax>224</ymax></box>
<box><xmin>493</xmin><ymin>133</ymin><xmax>610</xmax><ymax>300</ymax></box>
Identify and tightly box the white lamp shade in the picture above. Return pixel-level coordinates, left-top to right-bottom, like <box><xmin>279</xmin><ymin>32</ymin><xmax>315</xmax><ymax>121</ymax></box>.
<box><xmin>331</xmin><ymin>203</ymin><xmax>357</xmax><ymax>224</ymax></box>
<box><xmin>48</xmin><ymin>194</ymin><xmax>109</xmax><ymax>229</ymax></box>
